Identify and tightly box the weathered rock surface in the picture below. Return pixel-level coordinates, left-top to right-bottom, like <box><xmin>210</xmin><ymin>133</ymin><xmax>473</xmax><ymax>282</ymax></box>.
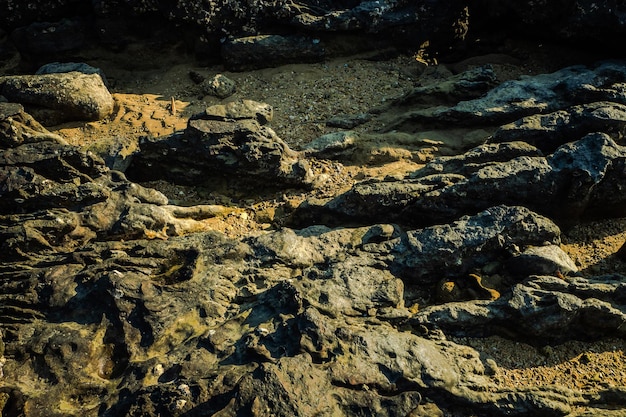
<box><xmin>413</xmin><ymin>273</ymin><xmax>626</xmax><ymax>343</ymax></box>
<box><xmin>4</xmin><ymin>41</ymin><xmax>626</xmax><ymax>417</ymax></box>
<box><xmin>125</xmin><ymin>100</ymin><xmax>314</xmax><ymax>189</ymax></box>
<box><xmin>385</xmin><ymin>61</ymin><xmax>626</xmax><ymax>131</ymax></box>
<box><xmin>0</xmin><ymin>102</ymin><xmax>66</xmax><ymax>147</ymax></box>
<box><xmin>222</xmin><ymin>34</ymin><xmax>326</xmax><ymax>71</ymax></box>
<box><xmin>0</xmin><ymin>72</ymin><xmax>114</xmax><ymax>125</ymax></box>
<box><xmin>200</xmin><ymin>73</ymin><xmax>236</xmax><ymax>99</ymax></box>
<box><xmin>489</xmin><ymin>101</ymin><xmax>626</xmax><ymax>153</ymax></box>
<box><xmin>292</xmin><ymin>131</ymin><xmax>626</xmax><ymax>229</ymax></box>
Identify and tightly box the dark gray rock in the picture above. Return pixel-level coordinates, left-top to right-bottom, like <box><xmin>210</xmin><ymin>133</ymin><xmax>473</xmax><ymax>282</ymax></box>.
<box><xmin>201</xmin><ymin>74</ymin><xmax>236</xmax><ymax>99</ymax></box>
<box><xmin>126</xmin><ymin>100</ymin><xmax>313</xmax><ymax>188</ymax></box>
<box><xmin>0</xmin><ymin>102</ymin><xmax>66</xmax><ymax>147</ymax></box>
<box><xmin>390</xmin><ymin>205</ymin><xmax>563</xmax><ymax>286</ymax></box>
<box><xmin>393</xmin><ymin>64</ymin><xmax>498</xmax><ymax>108</ymax></box>
<box><xmin>291</xmin><ymin>133</ymin><xmax>626</xmax><ymax>228</ymax></box>
<box><xmin>36</xmin><ymin>61</ymin><xmax>109</xmax><ymax>86</ymax></box>
<box><xmin>386</xmin><ymin>61</ymin><xmax>626</xmax><ymax>130</ymax></box>
<box><xmin>10</xmin><ymin>18</ymin><xmax>92</xmax><ymax>66</ymax></box>
<box><xmin>413</xmin><ymin>274</ymin><xmax>626</xmax><ymax>342</ymax></box>
<box><xmin>0</xmin><ymin>72</ymin><xmax>114</xmax><ymax>125</ymax></box>
<box><xmin>0</xmin><ymin>127</ymin><xmax>235</xmax><ymax>260</ymax></box>
<box><xmin>505</xmin><ymin>245</ymin><xmax>578</xmax><ymax>277</ymax></box>
<box><xmin>489</xmin><ymin>101</ymin><xmax>626</xmax><ymax>153</ymax></box>
<box><xmin>222</xmin><ymin>34</ymin><xmax>326</xmax><ymax>71</ymax></box>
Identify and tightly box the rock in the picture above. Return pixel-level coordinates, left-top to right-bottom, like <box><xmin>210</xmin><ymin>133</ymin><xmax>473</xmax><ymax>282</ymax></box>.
<box><xmin>126</xmin><ymin>100</ymin><xmax>312</xmax><ymax>188</ymax></box>
<box><xmin>0</xmin><ymin>131</ymin><xmax>237</xmax><ymax>259</ymax></box>
<box><xmin>303</xmin><ymin>131</ymin><xmax>358</xmax><ymax>159</ymax></box>
<box><xmin>489</xmin><ymin>101</ymin><xmax>626</xmax><ymax>153</ymax></box>
<box><xmin>9</xmin><ymin>18</ymin><xmax>92</xmax><ymax>66</ymax></box>
<box><xmin>506</xmin><ymin>244</ymin><xmax>579</xmax><ymax>277</ymax></box>
<box><xmin>201</xmin><ymin>74</ymin><xmax>236</xmax><ymax>99</ymax></box>
<box><xmin>0</xmin><ymin>72</ymin><xmax>114</xmax><ymax>125</ymax></box>
<box><xmin>0</xmin><ymin>102</ymin><xmax>66</xmax><ymax>147</ymax></box>
<box><xmin>291</xmin><ymin>133</ymin><xmax>626</xmax><ymax>229</ymax></box>
<box><xmin>413</xmin><ymin>274</ymin><xmax>626</xmax><ymax>342</ymax></box>
<box><xmin>222</xmin><ymin>34</ymin><xmax>326</xmax><ymax>71</ymax></box>
<box><xmin>199</xmin><ymin>99</ymin><xmax>273</xmax><ymax>124</ymax></box>
<box><xmin>36</xmin><ymin>61</ymin><xmax>109</xmax><ymax>86</ymax></box>
<box><xmin>390</xmin><ymin>205</ymin><xmax>562</xmax><ymax>286</ymax></box>
<box><xmin>393</xmin><ymin>64</ymin><xmax>498</xmax><ymax>108</ymax></box>
<box><xmin>386</xmin><ymin>61</ymin><xmax>626</xmax><ymax>130</ymax></box>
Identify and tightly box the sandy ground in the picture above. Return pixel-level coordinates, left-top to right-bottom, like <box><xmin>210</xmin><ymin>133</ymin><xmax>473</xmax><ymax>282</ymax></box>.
<box><xmin>4</xmin><ymin>38</ymin><xmax>626</xmax><ymax>402</ymax></box>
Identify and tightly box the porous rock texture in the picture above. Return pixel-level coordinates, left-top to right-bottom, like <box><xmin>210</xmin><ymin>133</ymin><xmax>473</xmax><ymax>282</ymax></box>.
<box><xmin>3</xmin><ymin>3</ymin><xmax>626</xmax><ymax>417</ymax></box>
<box><xmin>4</xmin><ymin>59</ymin><xmax>626</xmax><ymax>416</ymax></box>
<box><xmin>0</xmin><ymin>71</ymin><xmax>114</xmax><ymax>125</ymax></box>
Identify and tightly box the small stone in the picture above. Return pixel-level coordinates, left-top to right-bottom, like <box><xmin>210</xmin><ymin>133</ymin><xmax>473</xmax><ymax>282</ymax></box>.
<box><xmin>201</xmin><ymin>74</ymin><xmax>236</xmax><ymax>99</ymax></box>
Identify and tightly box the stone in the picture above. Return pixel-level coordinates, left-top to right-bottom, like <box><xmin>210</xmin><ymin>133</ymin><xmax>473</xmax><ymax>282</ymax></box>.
<box><xmin>222</xmin><ymin>34</ymin><xmax>326</xmax><ymax>71</ymax></box>
<box><xmin>390</xmin><ymin>205</ymin><xmax>562</xmax><ymax>286</ymax></box>
<box><xmin>201</xmin><ymin>74</ymin><xmax>236</xmax><ymax>99</ymax></box>
<box><xmin>0</xmin><ymin>102</ymin><xmax>66</xmax><ymax>148</ymax></box>
<box><xmin>290</xmin><ymin>133</ymin><xmax>626</xmax><ymax>229</ymax></box>
<box><xmin>505</xmin><ymin>244</ymin><xmax>579</xmax><ymax>277</ymax></box>
<box><xmin>386</xmin><ymin>61</ymin><xmax>626</xmax><ymax>130</ymax></box>
<box><xmin>199</xmin><ymin>99</ymin><xmax>273</xmax><ymax>124</ymax></box>
<box><xmin>9</xmin><ymin>18</ymin><xmax>92</xmax><ymax>66</ymax></box>
<box><xmin>393</xmin><ymin>64</ymin><xmax>498</xmax><ymax>108</ymax></box>
<box><xmin>36</xmin><ymin>62</ymin><xmax>109</xmax><ymax>86</ymax></box>
<box><xmin>0</xmin><ymin>72</ymin><xmax>115</xmax><ymax>125</ymax></box>
<box><xmin>303</xmin><ymin>131</ymin><xmax>358</xmax><ymax>159</ymax></box>
<box><xmin>126</xmin><ymin>101</ymin><xmax>312</xmax><ymax>188</ymax></box>
<box><xmin>489</xmin><ymin>101</ymin><xmax>626</xmax><ymax>153</ymax></box>
<box><xmin>413</xmin><ymin>274</ymin><xmax>626</xmax><ymax>342</ymax></box>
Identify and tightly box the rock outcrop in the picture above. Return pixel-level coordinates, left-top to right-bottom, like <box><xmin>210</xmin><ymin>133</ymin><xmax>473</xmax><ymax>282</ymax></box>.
<box><xmin>4</xmin><ymin>39</ymin><xmax>626</xmax><ymax>417</ymax></box>
<box><xmin>125</xmin><ymin>100</ymin><xmax>314</xmax><ymax>189</ymax></box>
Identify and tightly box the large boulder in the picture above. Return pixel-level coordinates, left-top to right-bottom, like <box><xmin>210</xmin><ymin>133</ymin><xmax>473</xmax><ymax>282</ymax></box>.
<box><xmin>125</xmin><ymin>100</ymin><xmax>314</xmax><ymax>189</ymax></box>
<box><xmin>0</xmin><ymin>72</ymin><xmax>114</xmax><ymax>125</ymax></box>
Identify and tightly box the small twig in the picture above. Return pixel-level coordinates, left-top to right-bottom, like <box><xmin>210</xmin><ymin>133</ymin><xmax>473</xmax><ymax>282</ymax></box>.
<box><xmin>170</xmin><ymin>96</ymin><xmax>176</xmax><ymax>115</ymax></box>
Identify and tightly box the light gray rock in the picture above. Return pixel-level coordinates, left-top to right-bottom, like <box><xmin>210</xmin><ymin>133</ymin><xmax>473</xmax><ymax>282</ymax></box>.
<box><xmin>506</xmin><ymin>244</ymin><xmax>578</xmax><ymax>277</ymax></box>
<box><xmin>0</xmin><ymin>72</ymin><xmax>114</xmax><ymax>125</ymax></box>
<box><xmin>199</xmin><ymin>99</ymin><xmax>273</xmax><ymax>124</ymax></box>
<box><xmin>303</xmin><ymin>131</ymin><xmax>358</xmax><ymax>159</ymax></box>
